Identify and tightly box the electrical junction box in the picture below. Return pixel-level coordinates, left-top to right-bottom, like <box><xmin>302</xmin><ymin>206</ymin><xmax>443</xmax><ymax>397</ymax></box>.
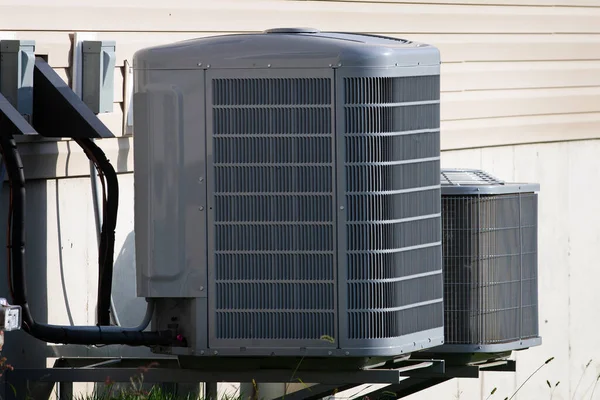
<box><xmin>0</xmin><ymin>298</ymin><xmax>22</xmax><ymax>332</ymax></box>
<box><xmin>0</xmin><ymin>40</ymin><xmax>35</xmax><ymax>122</ymax></box>
<box><xmin>133</xmin><ymin>28</ymin><xmax>443</xmax><ymax>366</ymax></box>
<box><xmin>82</xmin><ymin>40</ymin><xmax>116</xmax><ymax>114</ymax></box>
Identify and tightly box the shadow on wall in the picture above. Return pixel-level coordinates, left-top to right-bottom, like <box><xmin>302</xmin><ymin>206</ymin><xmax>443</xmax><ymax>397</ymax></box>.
<box><xmin>0</xmin><ymin>175</ymin><xmax>155</xmax><ymax>398</ymax></box>
<box><xmin>111</xmin><ymin>231</ymin><xmax>147</xmax><ymax>328</ymax></box>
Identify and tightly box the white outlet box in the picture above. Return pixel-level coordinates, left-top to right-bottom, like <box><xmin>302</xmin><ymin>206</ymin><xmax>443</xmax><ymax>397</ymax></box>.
<box><xmin>0</xmin><ymin>298</ymin><xmax>21</xmax><ymax>331</ymax></box>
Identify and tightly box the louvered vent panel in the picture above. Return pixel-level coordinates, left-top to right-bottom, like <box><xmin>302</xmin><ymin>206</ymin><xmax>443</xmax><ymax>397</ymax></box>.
<box><xmin>213</xmin><ymin>78</ymin><xmax>332</xmax><ymax>105</ymax></box>
<box><xmin>442</xmin><ymin>193</ymin><xmax>539</xmax><ymax>345</ymax></box>
<box><xmin>216</xmin><ymin>312</ymin><xmax>334</xmax><ymax>340</ymax></box>
<box><xmin>210</xmin><ymin>77</ymin><xmax>335</xmax><ymax>343</ymax></box>
<box><xmin>343</xmin><ymin>75</ymin><xmax>444</xmax><ymax>342</ymax></box>
<box><xmin>347</xmin><ymin>303</ymin><xmax>443</xmax><ymax>339</ymax></box>
<box><xmin>345</xmin><ymin>76</ymin><xmax>440</xmax><ymax>104</ymax></box>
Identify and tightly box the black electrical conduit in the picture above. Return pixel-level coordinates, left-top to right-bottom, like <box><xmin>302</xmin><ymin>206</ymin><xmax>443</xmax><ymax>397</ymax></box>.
<box><xmin>87</xmin><ymin>145</ymin><xmax>124</xmax><ymax>327</ymax></box>
<box><xmin>0</xmin><ymin>130</ymin><xmax>180</xmax><ymax>346</ymax></box>
<box><xmin>75</xmin><ymin>137</ymin><xmax>117</xmax><ymax>326</ymax></box>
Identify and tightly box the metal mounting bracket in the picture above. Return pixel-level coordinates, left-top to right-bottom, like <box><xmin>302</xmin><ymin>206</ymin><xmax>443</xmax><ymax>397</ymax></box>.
<box><xmin>32</xmin><ymin>57</ymin><xmax>114</xmax><ymax>138</ymax></box>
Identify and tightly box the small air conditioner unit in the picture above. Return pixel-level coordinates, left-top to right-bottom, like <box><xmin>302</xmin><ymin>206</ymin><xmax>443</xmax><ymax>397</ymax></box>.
<box><xmin>132</xmin><ymin>28</ymin><xmax>444</xmax><ymax>367</ymax></box>
<box><xmin>434</xmin><ymin>169</ymin><xmax>541</xmax><ymax>354</ymax></box>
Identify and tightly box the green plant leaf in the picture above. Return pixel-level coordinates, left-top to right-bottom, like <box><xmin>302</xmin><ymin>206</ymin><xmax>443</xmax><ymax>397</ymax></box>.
<box><xmin>320</xmin><ymin>335</ymin><xmax>335</xmax><ymax>343</ymax></box>
<box><xmin>9</xmin><ymin>382</ymin><xmax>17</xmax><ymax>397</ymax></box>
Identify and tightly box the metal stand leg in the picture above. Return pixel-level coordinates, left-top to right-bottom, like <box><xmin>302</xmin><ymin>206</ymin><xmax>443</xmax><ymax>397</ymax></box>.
<box><xmin>205</xmin><ymin>382</ymin><xmax>218</xmax><ymax>400</ymax></box>
<box><xmin>240</xmin><ymin>382</ymin><xmax>257</xmax><ymax>400</ymax></box>
<box><xmin>366</xmin><ymin>378</ymin><xmax>451</xmax><ymax>399</ymax></box>
<box><xmin>273</xmin><ymin>383</ymin><xmax>357</xmax><ymax>400</ymax></box>
<box><xmin>58</xmin><ymin>382</ymin><xmax>73</xmax><ymax>400</ymax></box>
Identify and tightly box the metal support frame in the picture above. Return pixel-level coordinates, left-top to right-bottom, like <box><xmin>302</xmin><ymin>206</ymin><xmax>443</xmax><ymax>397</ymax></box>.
<box><xmin>32</xmin><ymin>57</ymin><xmax>114</xmax><ymax>138</ymax></box>
<box><xmin>271</xmin><ymin>360</ymin><xmax>516</xmax><ymax>400</ymax></box>
<box><xmin>4</xmin><ymin>360</ymin><xmax>442</xmax><ymax>385</ymax></box>
<box><xmin>0</xmin><ymin>90</ymin><xmax>37</xmax><ymax>136</ymax></box>
<box><xmin>1</xmin><ymin>357</ymin><xmax>516</xmax><ymax>400</ymax></box>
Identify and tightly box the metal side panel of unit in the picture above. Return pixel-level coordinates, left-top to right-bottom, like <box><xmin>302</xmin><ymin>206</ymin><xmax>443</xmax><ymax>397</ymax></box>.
<box><xmin>335</xmin><ymin>66</ymin><xmax>445</xmax><ymax>356</ymax></box>
<box><xmin>133</xmin><ymin>69</ymin><xmax>207</xmax><ymax>298</ymax></box>
<box><xmin>205</xmin><ymin>68</ymin><xmax>339</xmax><ymax>353</ymax></box>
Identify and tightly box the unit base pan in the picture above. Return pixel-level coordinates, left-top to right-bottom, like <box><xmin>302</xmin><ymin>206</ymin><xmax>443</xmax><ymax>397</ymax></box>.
<box><xmin>428</xmin><ymin>337</ymin><xmax>542</xmax><ymax>354</ymax></box>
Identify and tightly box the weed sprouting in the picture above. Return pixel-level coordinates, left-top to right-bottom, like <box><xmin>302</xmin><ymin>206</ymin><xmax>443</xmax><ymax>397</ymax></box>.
<box><xmin>485</xmin><ymin>387</ymin><xmax>497</xmax><ymax>400</ymax></box>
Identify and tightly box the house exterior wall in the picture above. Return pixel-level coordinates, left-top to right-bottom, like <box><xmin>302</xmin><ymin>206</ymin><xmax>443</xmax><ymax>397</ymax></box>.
<box><xmin>0</xmin><ymin>0</ymin><xmax>599</xmax><ymax>399</ymax></box>
<box><xmin>2</xmin><ymin>0</ymin><xmax>600</xmax><ymax>159</ymax></box>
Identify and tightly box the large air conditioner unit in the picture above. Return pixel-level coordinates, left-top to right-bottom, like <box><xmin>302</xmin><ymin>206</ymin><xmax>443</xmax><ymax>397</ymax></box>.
<box><xmin>132</xmin><ymin>28</ymin><xmax>444</xmax><ymax>367</ymax></box>
<box><xmin>435</xmin><ymin>169</ymin><xmax>541</xmax><ymax>354</ymax></box>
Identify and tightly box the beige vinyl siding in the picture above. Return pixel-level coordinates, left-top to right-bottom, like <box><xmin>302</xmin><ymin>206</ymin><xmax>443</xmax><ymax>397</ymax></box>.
<box><xmin>337</xmin><ymin>0</ymin><xmax>600</xmax><ymax>5</ymax></box>
<box><xmin>1</xmin><ymin>0</ymin><xmax>599</xmax><ymax>151</ymax></box>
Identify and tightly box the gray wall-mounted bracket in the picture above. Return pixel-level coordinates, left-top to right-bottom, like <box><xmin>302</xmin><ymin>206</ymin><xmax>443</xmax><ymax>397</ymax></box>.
<box><xmin>0</xmin><ymin>40</ymin><xmax>36</xmax><ymax>123</ymax></box>
<box><xmin>81</xmin><ymin>40</ymin><xmax>116</xmax><ymax>114</ymax></box>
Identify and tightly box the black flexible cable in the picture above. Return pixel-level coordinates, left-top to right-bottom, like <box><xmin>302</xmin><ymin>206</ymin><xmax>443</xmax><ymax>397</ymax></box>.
<box><xmin>74</xmin><ymin>138</ymin><xmax>117</xmax><ymax>326</ymax></box>
<box><xmin>0</xmin><ymin>131</ymin><xmax>178</xmax><ymax>346</ymax></box>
